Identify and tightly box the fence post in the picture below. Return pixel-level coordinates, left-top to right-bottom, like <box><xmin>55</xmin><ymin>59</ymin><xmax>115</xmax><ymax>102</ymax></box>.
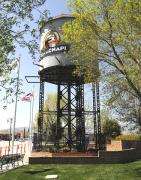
<box><xmin>5</xmin><ymin>146</ymin><xmax>7</xmax><ymax>155</ymax></box>
<box><xmin>0</xmin><ymin>147</ymin><xmax>2</xmax><ymax>157</ymax></box>
<box><xmin>8</xmin><ymin>146</ymin><xmax>10</xmax><ymax>155</ymax></box>
<box><xmin>16</xmin><ymin>145</ymin><xmax>19</xmax><ymax>154</ymax></box>
<box><xmin>21</xmin><ymin>144</ymin><xmax>22</xmax><ymax>154</ymax></box>
<box><xmin>24</xmin><ymin>144</ymin><xmax>26</xmax><ymax>154</ymax></box>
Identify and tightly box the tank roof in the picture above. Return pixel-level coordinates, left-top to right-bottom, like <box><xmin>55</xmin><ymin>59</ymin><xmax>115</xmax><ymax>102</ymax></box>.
<box><xmin>40</xmin><ymin>14</ymin><xmax>74</xmax><ymax>31</ymax></box>
<box><xmin>48</xmin><ymin>14</ymin><xmax>74</xmax><ymax>21</ymax></box>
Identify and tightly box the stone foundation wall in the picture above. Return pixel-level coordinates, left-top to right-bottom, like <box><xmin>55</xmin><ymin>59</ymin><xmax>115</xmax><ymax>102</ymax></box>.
<box><xmin>31</xmin><ymin>152</ymin><xmax>97</xmax><ymax>157</ymax></box>
<box><xmin>122</xmin><ymin>140</ymin><xmax>141</xmax><ymax>149</ymax></box>
<box><xmin>106</xmin><ymin>140</ymin><xmax>141</xmax><ymax>151</ymax></box>
<box><xmin>29</xmin><ymin>148</ymin><xmax>141</xmax><ymax>164</ymax></box>
<box><xmin>106</xmin><ymin>140</ymin><xmax>122</xmax><ymax>151</ymax></box>
<box><xmin>99</xmin><ymin>148</ymin><xmax>141</xmax><ymax>163</ymax></box>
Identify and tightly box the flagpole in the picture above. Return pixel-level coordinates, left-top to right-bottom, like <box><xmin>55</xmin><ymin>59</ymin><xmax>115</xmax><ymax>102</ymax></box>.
<box><xmin>11</xmin><ymin>59</ymin><xmax>20</xmax><ymax>154</ymax></box>
<box><xmin>31</xmin><ymin>85</ymin><xmax>34</xmax><ymax>143</ymax></box>
<box><xmin>28</xmin><ymin>96</ymin><xmax>32</xmax><ymax>155</ymax></box>
<box><xmin>29</xmin><ymin>85</ymin><xmax>34</xmax><ymax>155</ymax></box>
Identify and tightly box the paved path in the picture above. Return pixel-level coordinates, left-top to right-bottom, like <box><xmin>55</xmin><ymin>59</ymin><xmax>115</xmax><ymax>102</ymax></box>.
<box><xmin>0</xmin><ymin>140</ymin><xmax>32</xmax><ymax>173</ymax></box>
<box><xmin>0</xmin><ymin>162</ymin><xmax>29</xmax><ymax>173</ymax></box>
<box><xmin>0</xmin><ymin>140</ymin><xmax>32</xmax><ymax>163</ymax></box>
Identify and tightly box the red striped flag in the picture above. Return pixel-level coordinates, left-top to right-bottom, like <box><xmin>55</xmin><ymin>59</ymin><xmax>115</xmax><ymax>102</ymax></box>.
<box><xmin>22</xmin><ymin>93</ymin><xmax>33</xmax><ymax>102</ymax></box>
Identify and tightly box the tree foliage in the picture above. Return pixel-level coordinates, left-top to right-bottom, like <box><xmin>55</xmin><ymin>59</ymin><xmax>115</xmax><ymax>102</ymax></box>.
<box><xmin>43</xmin><ymin>93</ymin><xmax>58</xmax><ymax>142</ymax></box>
<box><xmin>102</xmin><ymin>117</ymin><xmax>121</xmax><ymax>142</ymax></box>
<box><xmin>35</xmin><ymin>93</ymin><xmax>64</xmax><ymax>143</ymax></box>
<box><xmin>103</xmin><ymin>69</ymin><xmax>141</xmax><ymax>131</ymax></box>
<box><xmin>63</xmin><ymin>0</ymin><xmax>141</xmax><ymax>95</ymax></box>
<box><xmin>0</xmin><ymin>0</ymin><xmax>47</xmax><ymax>105</ymax></box>
<box><xmin>116</xmin><ymin>134</ymin><xmax>141</xmax><ymax>140</ymax></box>
<box><xmin>63</xmin><ymin>0</ymin><xmax>141</xmax><ymax>128</ymax></box>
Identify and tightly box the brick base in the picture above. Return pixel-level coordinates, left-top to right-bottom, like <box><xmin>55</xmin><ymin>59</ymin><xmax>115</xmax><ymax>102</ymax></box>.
<box><xmin>29</xmin><ymin>148</ymin><xmax>141</xmax><ymax>164</ymax></box>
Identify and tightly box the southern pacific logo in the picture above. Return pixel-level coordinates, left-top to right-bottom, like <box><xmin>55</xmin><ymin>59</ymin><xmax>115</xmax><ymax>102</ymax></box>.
<box><xmin>40</xmin><ymin>30</ymin><xmax>69</xmax><ymax>58</ymax></box>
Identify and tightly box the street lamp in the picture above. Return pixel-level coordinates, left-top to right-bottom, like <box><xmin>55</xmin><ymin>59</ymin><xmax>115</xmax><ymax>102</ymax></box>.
<box><xmin>7</xmin><ymin>118</ymin><xmax>13</xmax><ymax>147</ymax></box>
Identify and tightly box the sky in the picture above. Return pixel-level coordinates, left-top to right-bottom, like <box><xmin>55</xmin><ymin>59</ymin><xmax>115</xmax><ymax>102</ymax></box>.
<box><xmin>0</xmin><ymin>0</ymin><xmax>103</xmax><ymax>132</ymax></box>
<box><xmin>0</xmin><ymin>0</ymin><xmax>70</xmax><ymax>130</ymax></box>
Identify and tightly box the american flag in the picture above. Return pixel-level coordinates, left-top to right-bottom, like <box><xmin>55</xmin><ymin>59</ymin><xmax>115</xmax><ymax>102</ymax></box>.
<box><xmin>21</xmin><ymin>93</ymin><xmax>33</xmax><ymax>102</ymax></box>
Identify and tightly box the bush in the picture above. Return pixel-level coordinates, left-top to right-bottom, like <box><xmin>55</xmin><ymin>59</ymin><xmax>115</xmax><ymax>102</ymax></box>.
<box><xmin>63</xmin><ymin>148</ymin><xmax>71</xmax><ymax>153</ymax></box>
<box><xmin>102</xmin><ymin>119</ymin><xmax>121</xmax><ymax>142</ymax></box>
<box><xmin>116</xmin><ymin>134</ymin><xmax>141</xmax><ymax>140</ymax></box>
<box><xmin>87</xmin><ymin>148</ymin><xmax>98</xmax><ymax>153</ymax></box>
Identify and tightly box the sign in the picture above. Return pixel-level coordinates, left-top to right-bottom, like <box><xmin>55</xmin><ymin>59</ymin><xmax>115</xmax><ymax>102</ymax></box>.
<box><xmin>40</xmin><ymin>44</ymin><xmax>70</xmax><ymax>60</ymax></box>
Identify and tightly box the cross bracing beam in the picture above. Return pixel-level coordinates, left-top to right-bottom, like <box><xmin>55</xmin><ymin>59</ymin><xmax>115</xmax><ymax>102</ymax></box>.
<box><xmin>30</xmin><ymin>73</ymin><xmax>102</xmax><ymax>151</ymax></box>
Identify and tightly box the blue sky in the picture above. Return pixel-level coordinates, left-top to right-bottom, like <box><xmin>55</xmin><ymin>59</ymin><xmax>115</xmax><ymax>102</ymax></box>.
<box><xmin>46</xmin><ymin>0</ymin><xmax>69</xmax><ymax>16</ymax></box>
<box><xmin>0</xmin><ymin>0</ymin><xmax>70</xmax><ymax>130</ymax></box>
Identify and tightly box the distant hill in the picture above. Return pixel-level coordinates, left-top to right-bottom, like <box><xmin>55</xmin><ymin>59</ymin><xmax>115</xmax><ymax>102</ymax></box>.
<box><xmin>0</xmin><ymin>127</ymin><xmax>29</xmax><ymax>133</ymax></box>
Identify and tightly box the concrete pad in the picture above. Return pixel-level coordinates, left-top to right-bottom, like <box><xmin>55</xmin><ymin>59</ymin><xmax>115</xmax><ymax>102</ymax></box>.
<box><xmin>45</xmin><ymin>175</ymin><xmax>58</xmax><ymax>179</ymax></box>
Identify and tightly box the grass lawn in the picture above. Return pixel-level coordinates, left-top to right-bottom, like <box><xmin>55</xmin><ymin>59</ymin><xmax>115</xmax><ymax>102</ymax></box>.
<box><xmin>0</xmin><ymin>160</ymin><xmax>141</xmax><ymax>180</ymax></box>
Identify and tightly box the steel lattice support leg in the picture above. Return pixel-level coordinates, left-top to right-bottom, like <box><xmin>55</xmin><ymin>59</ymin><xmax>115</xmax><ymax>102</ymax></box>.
<box><xmin>96</xmin><ymin>82</ymin><xmax>101</xmax><ymax>149</ymax></box>
<box><xmin>76</xmin><ymin>84</ymin><xmax>81</xmax><ymax>150</ymax></box>
<box><xmin>55</xmin><ymin>83</ymin><xmax>85</xmax><ymax>152</ymax></box>
<box><xmin>76</xmin><ymin>83</ymin><xmax>85</xmax><ymax>152</ymax></box>
<box><xmin>81</xmin><ymin>84</ymin><xmax>85</xmax><ymax>151</ymax></box>
<box><xmin>68</xmin><ymin>84</ymin><xmax>72</xmax><ymax>150</ymax></box>
<box><xmin>55</xmin><ymin>83</ymin><xmax>61</xmax><ymax>149</ymax></box>
<box><xmin>61</xmin><ymin>84</ymin><xmax>77</xmax><ymax>150</ymax></box>
<box><xmin>92</xmin><ymin>82</ymin><xmax>101</xmax><ymax>149</ymax></box>
<box><xmin>56</xmin><ymin>84</ymin><xmax>74</xmax><ymax>150</ymax></box>
<box><xmin>92</xmin><ymin>83</ymin><xmax>98</xmax><ymax>148</ymax></box>
<box><xmin>38</xmin><ymin>79</ymin><xmax>44</xmax><ymax>149</ymax></box>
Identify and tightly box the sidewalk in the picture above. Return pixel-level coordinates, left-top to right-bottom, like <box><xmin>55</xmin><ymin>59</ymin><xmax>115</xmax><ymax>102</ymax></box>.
<box><xmin>0</xmin><ymin>140</ymin><xmax>31</xmax><ymax>173</ymax></box>
<box><xmin>0</xmin><ymin>161</ymin><xmax>29</xmax><ymax>173</ymax></box>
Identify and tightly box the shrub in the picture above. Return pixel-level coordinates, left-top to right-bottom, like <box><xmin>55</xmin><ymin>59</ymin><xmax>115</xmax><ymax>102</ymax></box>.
<box><xmin>116</xmin><ymin>134</ymin><xmax>141</xmax><ymax>140</ymax></box>
<box><xmin>102</xmin><ymin>119</ymin><xmax>121</xmax><ymax>142</ymax></box>
<box><xmin>63</xmin><ymin>148</ymin><xmax>71</xmax><ymax>152</ymax></box>
<box><xmin>87</xmin><ymin>148</ymin><xmax>98</xmax><ymax>153</ymax></box>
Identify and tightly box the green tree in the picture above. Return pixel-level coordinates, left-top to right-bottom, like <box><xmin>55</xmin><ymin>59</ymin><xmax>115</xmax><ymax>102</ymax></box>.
<box><xmin>63</xmin><ymin>0</ymin><xmax>141</xmax><ymax>96</ymax></box>
<box><xmin>0</xmin><ymin>0</ymin><xmax>47</xmax><ymax>105</ymax></box>
<box><xmin>102</xmin><ymin>118</ymin><xmax>121</xmax><ymax>142</ymax></box>
<box><xmin>63</xmin><ymin>0</ymin><xmax>141</xmax><ymax>129</ymax></box>
<box><xmin>35</xmin><ymin>93</ymin><xmax>64</xmax><ymax>145</ymax></box>
<box><xmin>103</xmin><ymin>68</ymin><xmax>141</xmax><ymax>132</ymax></box>
<box><xmin>43</xmin><ymin>93</ymin><xmax>58</xmax><ymax>143</ymax></box>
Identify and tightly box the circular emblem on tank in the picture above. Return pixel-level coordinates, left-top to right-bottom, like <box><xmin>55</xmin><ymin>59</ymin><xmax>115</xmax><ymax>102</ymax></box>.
<box><xmin>43</xmin><ymin>31</ymin><xmax>60</xmax><ymax>49</ymax></box>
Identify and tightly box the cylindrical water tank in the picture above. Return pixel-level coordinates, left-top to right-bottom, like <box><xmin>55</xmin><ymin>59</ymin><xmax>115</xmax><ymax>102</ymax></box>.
<box><xmin>39</xmin><ymin>14</ymin><xmax>76</xmax><ymax>84</ymax></box>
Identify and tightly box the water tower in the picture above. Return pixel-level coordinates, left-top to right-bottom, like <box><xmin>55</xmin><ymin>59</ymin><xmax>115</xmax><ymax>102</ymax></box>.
<box><xmin>27</xmin><ymin>14</ymin><xmax>101</xmax><ymax>152</ymax></box>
